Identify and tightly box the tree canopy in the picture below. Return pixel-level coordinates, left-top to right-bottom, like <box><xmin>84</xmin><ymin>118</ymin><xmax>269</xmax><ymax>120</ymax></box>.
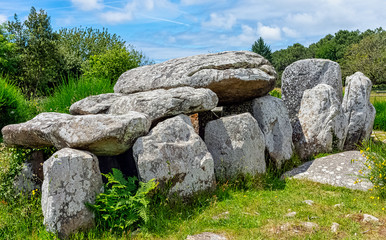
<box><xmin>251</xmin><ymin>37</ymin><xmax>272</xmax><ymax>62</ymax></box>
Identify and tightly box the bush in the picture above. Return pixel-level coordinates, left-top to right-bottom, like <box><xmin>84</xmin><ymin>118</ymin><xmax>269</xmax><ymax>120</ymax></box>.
<box><xmin>356</xmin><ymin>140</ymin><xmax>386</xmax><ymax>198</ymax></box>
<box><xmin>269</xmin><ymin>89</ymin><xmax>282</xmax><ymax>99</ymax></box>
<box><xmin>0</xmin><ymin>78</ymin><xmax>33</xmax><ymax>136</ymax></box>
<box><xmin>87</xmin><ymin>169</ymin><xmax>158</xmax><ymax>232</ymax></box>
<box><xmin>40</xmin><ymin>77</ymin><xmax>114</xmax><ymax>113</ymax></box>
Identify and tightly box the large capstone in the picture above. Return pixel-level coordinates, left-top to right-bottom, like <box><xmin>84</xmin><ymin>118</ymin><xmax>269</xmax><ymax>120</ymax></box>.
<box><xmin>114</xmin><ymin>51</ymin><xmax>277</xmax><ymax>104</ymax></box>
<box><xmin>281</xmin><ymin>59</ymin><xmax>343</xmax><ymax>143</ymax></box>
<box><xmin>70</xmin><ymin>87</ymin><xmax>219</xmax><ymax>122</ymax></box>
<box><xmin>204</xmin><ymin>113</ymin><xmax>266</xmax><ymax>180</ymax></box>
<box><xmin>133</xmin><ymin>115</ymin><xmax>215</xmax><ymax>197</ymax></box>
<box><xmin>296</xmin><ymin>84</ymin><xmax>348</xmax><ymax>159</ymax></box>
<box><xmin>342</xmin><ymin>72</ymin><xmax>376</xmax><ymax>150</ymax></box>
<box><xmin>41</xmin><ymin>148</ymin><xmax>103</xmax><ymax>238</ymax></box>
<box><xmin>1</xmin><ymin>112</ymin><xmax>150</xmax><ymax>156</ymax></box>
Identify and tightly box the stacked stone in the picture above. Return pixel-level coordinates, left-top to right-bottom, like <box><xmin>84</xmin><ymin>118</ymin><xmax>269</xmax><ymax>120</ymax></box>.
<box><xmin>1</xmin><ymin>52</ymin><xmax>375</xmax><ymax>237</ymax></box>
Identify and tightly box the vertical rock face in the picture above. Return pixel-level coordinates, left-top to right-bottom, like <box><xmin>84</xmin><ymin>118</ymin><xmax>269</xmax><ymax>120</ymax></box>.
<box><xmin>41</xmin><ymin>148</ymin><xmax>103</xmax><ymax>238</ymax></box>
<box><xmin>204</xmin><ymin>113</ymin><xmax>266</xmax><ymax>180</ymax></box>
<box><xmin>250</xmin><ymin>96</ymin><xmax>293</xmax><ymax>168</ymax></box>
<box><xmin>281</xmin><ymin>59</ymin><xmax>343</xmax><ymax>143</ymax></box>
<box><xmin>133</xmin><ymin>115</ymin><xmax>215</xmax><ymax>197</ymax></box>
<box><xmin>296</xmin><ymin>84</ymin><xmax>348</xmax><ymax>159</ymax></box>
<box><xmin>342</xmin><ymin>72</ymin><xmax>376</xmax><ymax>149</ymax></box>
<box><xmin>114</xmin><ymin>51</ymin><xmax>277</xmax><ymax>104</ymax></box>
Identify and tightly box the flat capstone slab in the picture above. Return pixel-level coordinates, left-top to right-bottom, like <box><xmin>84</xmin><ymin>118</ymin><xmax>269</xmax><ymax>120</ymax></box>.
<box><xmin>283</xmin><ymin>151</ymin><xmax>373</xmax><ymax>191</ymax></box>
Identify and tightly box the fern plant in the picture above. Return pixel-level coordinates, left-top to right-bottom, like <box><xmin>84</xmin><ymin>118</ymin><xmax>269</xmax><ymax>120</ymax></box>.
<box><xmin>87</xmin><ymin>169</ymin><xmax>158</xmax><ymax>232</ymax></box>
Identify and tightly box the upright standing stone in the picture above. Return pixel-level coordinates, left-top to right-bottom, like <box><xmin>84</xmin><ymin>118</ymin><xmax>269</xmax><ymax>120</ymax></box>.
<box><xmin>204</xmin><ymin>113</ymin><xmax>266</xmax><ymax>180</ymax></box>
<box><xmin>281</xmin><ymin>59</ymin><xmax>343</xmax><ymax>146</ymax></box>
<box><xmin>133</xmin><ymin>115</ymin><xmax>215</xmax><ymax>197</ymax></box>
<box><xmin>41</xmin><ymin>148</ymin><xmax>103</xmax><ymax>238</ymax></box>
<box><xmin>114</xmin><ymin>51</ymin><xmax>277</xmax><ymax>104</ymax></box>
<box><xmin>342</xmin><ymin>72</ymin><xmax>376</xmax><ymax>150</ymax></box>
<box><xmin>296</xmin><ymin>84</ymin><xmax>348</xmax><ymax>159</ymax></box>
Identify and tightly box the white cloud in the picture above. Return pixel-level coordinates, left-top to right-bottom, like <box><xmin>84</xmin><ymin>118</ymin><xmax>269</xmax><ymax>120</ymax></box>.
<box><xmin>0</xmin><ymin>14</ymin><xmax>7</xmax><ymax>24</ymax></box>
<box><xmin>257</xmin><ymin>22</ymin><xmax>281</xmax><ymax>41</ymax></box>
<box><xmin>101</xmin><ymin>11</ymin><xmax>133</xmax><ymax>23</ymax></box>
<box><xmin>282</xmin><ymin>27</ymin><xmax>298</xmax><ymax>38</ymax></box>
<box><xmin>71</xmin><ymin>0</ymin><xmax>104</xmax><ymax>11</ymax></box>
<box><xmin>181</xmin><ymin>0</ymin><xmax>218</xmax><ymax>5</ymax></box>
<box><xmin>202</xmin><ymin>13</ymin><xmax>236</xmax><ymax>30</ymax></box>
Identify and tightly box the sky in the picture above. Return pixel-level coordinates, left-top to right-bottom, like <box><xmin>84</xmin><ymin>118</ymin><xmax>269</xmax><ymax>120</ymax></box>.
<box><xmin>0</xmin><ymin>0</ymin><xmax>385</xmax><ymax>63</ymax></box>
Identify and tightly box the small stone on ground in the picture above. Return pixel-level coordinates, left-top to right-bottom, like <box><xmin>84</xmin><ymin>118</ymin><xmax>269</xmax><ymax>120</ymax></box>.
<box><xmin>186</xmin><ymin>232</ymin><xmax>227</xmax><ymax>240</ymax></box>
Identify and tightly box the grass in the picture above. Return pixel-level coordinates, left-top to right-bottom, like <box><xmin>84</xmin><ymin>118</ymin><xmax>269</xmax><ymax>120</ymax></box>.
<box><xmin>39</xmin><ymin>77</ymin><xmax>114</xmax><ymax>114</ymax></box>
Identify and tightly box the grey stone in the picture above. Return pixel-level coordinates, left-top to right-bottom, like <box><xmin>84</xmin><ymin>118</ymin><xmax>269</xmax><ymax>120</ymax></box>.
<box><xmin>303</xmin><ymin>200</ymin><xmax>314</xmax><ymax>206</ymax></box>
<box><xmin>133</xmin><ymin>115</ymin><xmax>215</xmax><ymax>197</ymax></box>
<box><xmin>114</xmin><ymin>51</ymin><xmax>276</xmax><ymax>104</ymax></box>
<box><xmin>285</xmin><ymin>212</ymin><xmax>297</xmax><ymax>217</ymax></box>
<box><xmin>13</xmin><ymin>163</ymin><xmax>40</xmax><ymax>194</ymax></box>
<box><xmin>204</xmin><ymin>113</ymin><xmax>266</xmax><ymax>180</ymax></box>
<box><xmin>186</xmin><ymin>232</ymin><xmax>227</xmax><ymax>240</ymax></box>
<box><xmin>2</xmin><ymin>112</ymin><xmax>151</xmax><ymax>156</ymax></box>
<box><xmin>69</xmin><ymin>93</ymin><xmax>123</xmax><ymax>115</ymax></box>
<box><xmin>362</xmin><ymin>214</ymin><xmax>379</xmax><ymax>223</ymax></box>
<box><xmin>296</xmin><ymin>84</ymin><xmax>348</xmax><ymax>159</ymax></box>
<box><xmin>331</xmin><ymin>222</ymin><xmax>340</xmax><ymax>233</ymax></box>
<box><xmin>70</xmin><ymin>87</ymin><xmax>219</xmax><ymax>123</ymax></box>
<box><xmin>249</xmin><ymin>96</ymin><xmax>293</xmax><ymax>168</ymax></box>
<box><xmin>342</xmin><ymin>72</ymin><xmax>376</xmax><ymax>150</ymax></box>
<box><xmin>282</xmin><ymin>59</ymin><xmax>343</xmax><ymax>121</ymax></box>
<box><xmin>301</xmin><ymin>222</ymin><xmax>319</xmax><ymax>230</ymax></box>
<box><xmin>223</xmin><ymin>96</ymin><xmax>293</xmax><ymax>168</ymax></box>
<box><xmin>41</xmin><ymin>148</ymin><xmax>103</xmax><ymax>238</ymax></box>
<box><xmin>283</xmin><ymin>151</ymin><xmax>373</xmax><ymax>191</ymax></box>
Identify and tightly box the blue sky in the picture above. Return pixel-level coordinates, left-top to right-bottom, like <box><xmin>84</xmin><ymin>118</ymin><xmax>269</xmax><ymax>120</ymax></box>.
<box><xmin>0</xmin><ymin>0</ymin><xmax>385</xmax><ymax>63</ymax></box>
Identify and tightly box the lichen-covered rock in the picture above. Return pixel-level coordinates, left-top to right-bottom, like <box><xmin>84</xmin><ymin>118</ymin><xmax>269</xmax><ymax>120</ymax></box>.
<box><xmin>69</xmin><ymin>93</ymin><xmax>123</xmax><ymax>115</ymax></box>
<box><xmin>2</xmin><ymin>112</ymin><xmax>150</xmax><ymax>156</ymax></box>
<box><xmin>133</xmin><ymin>115</ymin><xmax>215</xmax><ymax>197</ymax></box>
<box><xmin>296</xmin><ymin>84</ymin><xmax>348</xmax><ymax>159</ymax></box>
<box><xmin>114</xmin><ymin>51</ymin><xmax>277</xmax><ymax>104</ymax></box>
<box><xmin>41</xmin><ymin>148</ymin><xmax>103</xmax><ymax>238</ymax></box>
<box><xmin>342</xmin><ymin>72</ymin><xmax>376</xmax><ymax>150</ymax></box>
<box><xmin>204</xmin><ymin>113</ymin><xmax>266</xmax><ymax>179</ymax></box>
<box><xmin>249</xmin><ymin>96</ymin><xmax>293</xmax><ymax>168</ymax></box>
<box><xmin>70</xmin><ymin>87</ymin><xmax>218</xmax><ymax>122</ymax></box>
<box><xmin>281</xmin><ymin>59</ymin><xmax>343</xmax><ymax>141</ymax></box>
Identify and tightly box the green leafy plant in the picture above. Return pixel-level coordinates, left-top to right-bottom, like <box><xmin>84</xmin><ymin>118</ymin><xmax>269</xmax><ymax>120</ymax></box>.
<box><xmin>269</xmin><ymin>89</ymin><xmax>282</xmax><ymax>99</ymax></box>
<box><xmin>0</xmin><ymin>77</ymin><xmax>33</xmax><ymax>138</ymax></box>
<box><xmin>88</xmin><ymin>169</ymin><xmax>158</xmax><ymax>232</ymax></box>
<box><xmin>356</xmin><ymin>140</ymin><xmax>386</xmax><ymax>198</ymax></box>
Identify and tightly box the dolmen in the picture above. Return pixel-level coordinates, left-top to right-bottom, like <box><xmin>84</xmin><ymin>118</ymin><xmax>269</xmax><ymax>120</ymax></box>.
<box><xmin>1</xmin><ymin>51</ymin><xmax>375</xmax><ymax>237</ymax></box>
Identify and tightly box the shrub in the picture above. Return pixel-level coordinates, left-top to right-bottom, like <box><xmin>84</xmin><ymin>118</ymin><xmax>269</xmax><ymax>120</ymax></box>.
<box><xmin>269</xmin><ymin>89</ymin><xmax>282</xmax><ymax>99</ymax></box>
<box><xmin>87</xmin><ymin>169</ymin><xmax>158</xmax><ymax>232</ymax></box>
<box><xmin>356</xmin><ymin>140</ymin><xmax>386</xmax><ymax>198</ymax></box>
<box><xmin>0</xmin><ymin>77</ymin><xmax>32</xmax><ymax>137</ymax></box>
<box><xmin>373</xmin><ymin>99</ymin><xmax>386</xmax><ymax>131</ymax></box>
<box><xmin>40</xmin><ymin>76</ymin><xmax>114</xmax><ymax>113</ymax></box>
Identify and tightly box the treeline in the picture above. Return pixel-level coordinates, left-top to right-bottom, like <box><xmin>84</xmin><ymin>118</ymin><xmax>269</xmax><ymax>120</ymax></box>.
<box><xmin>252</xmin><ymin>28</ymin><xmax>386</xmax><ymax>86</ymax></box>
<box><xmin>0</xmin><ymin>7</ymin><xmax>151</xmax><ymax>97</ymax></box>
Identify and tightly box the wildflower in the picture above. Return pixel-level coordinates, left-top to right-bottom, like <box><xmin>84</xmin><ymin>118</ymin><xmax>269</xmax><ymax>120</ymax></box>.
<box><xmin>366</xmin><ymin>147</ymin><xmax>370</xmax><ymax>151</ymax></box>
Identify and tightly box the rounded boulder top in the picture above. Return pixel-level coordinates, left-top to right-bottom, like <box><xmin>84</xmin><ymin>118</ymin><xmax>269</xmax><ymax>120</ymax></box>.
<box><xmin>114</xmin><ymin>51</ymin><xmax>277</xmax><ymax>105</ymax></box>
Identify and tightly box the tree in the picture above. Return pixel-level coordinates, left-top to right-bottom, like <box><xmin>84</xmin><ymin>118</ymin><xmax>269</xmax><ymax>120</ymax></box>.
<box><xmin>7</xmin><ymin>7</ymin><xmax>61</xmax><ymax>96</ymax></box>
<box><xmin>82</xmin><ymin>45</ymin><xmax>149</xmax><ymax>83</ymax></box>
<box><xmin>0</xmin><ymin>24</ymin><xmax>18</xmax><ymax>76</ymax></box>
<box><xmin>251</xmin><ymin>37</ymin><xmax>273</xmax><ymax>62</ymax></box>
<box><xmin>341</xmin><ymin>30</ymin><xmax>386</xmax><ymax>85</ymax></box>
<box><xmin>57</xmin><ymin>27</ymin><xmax>128</xmax><ymax>77</ymax></box>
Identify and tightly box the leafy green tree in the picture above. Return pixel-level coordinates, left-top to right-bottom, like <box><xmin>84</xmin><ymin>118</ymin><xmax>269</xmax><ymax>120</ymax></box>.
<box><xmin>82</xmin><ymin>45</ymin><xmax>147</xmax><ymax>83</ymax></box>
<box><xmin>341</xmin><ymin>30</ymin><xmax>386</xmax><ymax>85</ymax></box>
<box><xmin>57</xmin><ymin>27</ymin><xmax>128</xmax><ymax>77</ymax></box>
<box><xmin>251</xmin><ymin>37</ymin><xmax>273</xmax><ymax>62</ymax></box>
<box><xmin>0</xmin><ymin>24</ymin><xmax>18</xmax><ymax>76</ymax></box>
<box><xmin>7</xmin><ymin>7</ymin><xmax>61</xmax><ymax>96</ymax></box>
